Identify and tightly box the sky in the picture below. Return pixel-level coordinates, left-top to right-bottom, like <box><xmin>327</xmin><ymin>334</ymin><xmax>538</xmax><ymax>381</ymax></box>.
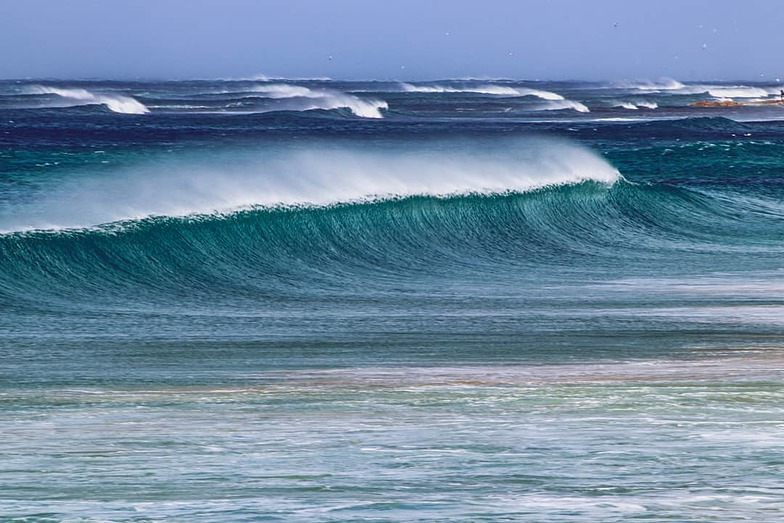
<box><xmin>1</xmin><ymin>0</ymin><xmax>782</xmax><ymax>81</ymax></box>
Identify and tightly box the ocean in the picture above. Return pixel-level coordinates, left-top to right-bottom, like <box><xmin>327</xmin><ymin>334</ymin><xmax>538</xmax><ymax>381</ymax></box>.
<box><xmin>1</xmin><ymin>78</ymin><xmax>783</xmax><ymax>521</ymax></box>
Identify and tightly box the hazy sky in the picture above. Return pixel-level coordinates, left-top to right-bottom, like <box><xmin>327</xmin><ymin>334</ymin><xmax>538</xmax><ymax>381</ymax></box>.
<box><xmin>1</xmin><ymin>0</ymin><xmax>782</xmax><ymax>81</ymax></box>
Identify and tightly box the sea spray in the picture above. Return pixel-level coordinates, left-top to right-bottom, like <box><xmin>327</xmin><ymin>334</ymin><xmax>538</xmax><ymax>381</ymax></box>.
<box><xmin>0</xmin><ymin>138</ymin><xmax>618</xmax><ymax>232</ymax></box>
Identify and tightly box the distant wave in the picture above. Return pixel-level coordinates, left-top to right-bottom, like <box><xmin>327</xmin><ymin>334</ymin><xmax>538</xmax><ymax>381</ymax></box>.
<box><xmin>621</xmin><ymin>79</ymin><xmax>781</xmax><ymax>100</ymax></box>
<box><xmin>400</xmin><ymin>83</ymin><xmax>565</xmax><ymax>100</ymax></box>
<box><xmin>0</xmin><ymin>138</ymin><xmax>619</xmax><ymax>232</ymax></box>
<box><xmin>623</xmin><ymin>78</ymin><xmax>686</xmax><ymax>91</ymax></box>
<box><xmin>706</xmin><ymin>86</ymin><xmax>771</xmax><ymax>99</ymax></box>
<box><xmin>613</xmin><ymin>101</ymin><xmax>658</xmax><ymax>110</ymax></box>
<box><xmin>244</xmin><ymin>74</ymin><xmax>333</xmax><ymax>82</ymax></box>
<box><xmin>536</xmin><ymin>100</ymin><xmax>590</xmax><ymax>113</ymax></box>
<box><xmin>246</xmin><ymin>83</ymin><xmax>387</xmax><ymax>118</ymax></box>
<box><xmin>27</xmin><ymin>86</ymin><xmax>150</xmax><ymax>114</ymax></box>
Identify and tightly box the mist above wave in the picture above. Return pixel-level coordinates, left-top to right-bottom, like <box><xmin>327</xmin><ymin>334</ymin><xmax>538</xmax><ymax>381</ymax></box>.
<box><xmin>0</xmin><ymin>138</ymin><xmax>619</xmax><ymax>232</ymax></box>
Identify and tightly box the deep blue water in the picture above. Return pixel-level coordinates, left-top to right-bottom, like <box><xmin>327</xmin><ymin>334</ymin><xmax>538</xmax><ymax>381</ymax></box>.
<box><xmin>1</xmin><ymin>79</ymin><xmax>784</xmax><ymax>521</ymax></box>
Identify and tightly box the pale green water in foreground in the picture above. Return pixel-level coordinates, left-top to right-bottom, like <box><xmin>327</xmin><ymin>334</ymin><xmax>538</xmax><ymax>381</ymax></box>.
<box><xmin>3</xmin><ymin>356</ymin><xmax>784</xmax><ymax>521</ymax></box>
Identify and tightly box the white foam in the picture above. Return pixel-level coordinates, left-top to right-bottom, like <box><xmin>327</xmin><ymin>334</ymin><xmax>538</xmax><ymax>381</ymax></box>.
<box><xmin>245</xmin><ymin>83</ymin><xmax>387</xmax><ymax>118</ymax></box>
<box><xmin>29</xmin><ymin>86</ymin><xmax>150</xmax><ymax>114</ymax></box>
<box><xmin>0</xmin><ymin>138</ymin><xmax>620</xmax><ymax>232</ymax></box>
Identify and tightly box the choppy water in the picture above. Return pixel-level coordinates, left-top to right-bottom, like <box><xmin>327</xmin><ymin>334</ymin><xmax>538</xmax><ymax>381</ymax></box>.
<box><xmin>1</xmin><ymin>78</ymin><xmax>784</xmax><ymax>521</ymax></box>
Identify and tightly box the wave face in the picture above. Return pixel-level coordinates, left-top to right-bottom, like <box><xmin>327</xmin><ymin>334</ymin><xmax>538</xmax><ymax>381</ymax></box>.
<box><xmin>2</xmin><ymin>169</ymin><xmax>782</xmax><ymax>314</ymax></box>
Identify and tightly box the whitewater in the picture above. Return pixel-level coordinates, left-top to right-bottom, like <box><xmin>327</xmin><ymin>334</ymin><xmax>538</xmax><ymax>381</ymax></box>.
<box><xmin>2</xmin><ymin>78</ymin><xmax>784</xmax><ymax>523</ymax></box>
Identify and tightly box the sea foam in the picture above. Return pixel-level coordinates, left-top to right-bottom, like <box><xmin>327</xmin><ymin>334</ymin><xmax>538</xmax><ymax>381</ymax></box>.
<box><xmin>0</xmin><ymin>138</ymin><xmax>620</xmax><ymax>232</ymax></box>
<box><xmin>29</xmin><ymin>86</ymin><xmax>150</xmax><ymax>114</ymax></box>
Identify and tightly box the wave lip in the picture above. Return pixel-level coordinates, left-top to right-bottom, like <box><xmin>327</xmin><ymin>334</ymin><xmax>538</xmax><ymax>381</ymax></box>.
<box><xmin>0</xmin><ymin>138</ymin><xmax>620</xmax><ymax>233</ymax></box>
<box><xmin>28</xmin><ymin>86</ymin><xmax>150</xmax><ymax>114</ymax></box>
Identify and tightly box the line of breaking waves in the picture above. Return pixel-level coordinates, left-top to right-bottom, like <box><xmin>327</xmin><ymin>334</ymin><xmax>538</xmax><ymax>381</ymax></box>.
<box><xmin>21</xmin><ymin>83</ymin><xmax>387</xmax><ymax>118</ymax></box>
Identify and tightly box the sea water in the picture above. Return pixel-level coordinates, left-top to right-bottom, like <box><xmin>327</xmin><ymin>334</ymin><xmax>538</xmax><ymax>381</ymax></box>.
<box><xmin>1</xmin><ymin>78</ymin><xmax>783</xmax><ymax>521</ymax></box>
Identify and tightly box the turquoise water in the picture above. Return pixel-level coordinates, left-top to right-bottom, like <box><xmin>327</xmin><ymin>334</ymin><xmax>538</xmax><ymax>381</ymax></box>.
<box><xmin>1</xmin><ymin>79</ymin><xmax>784</xmax><ymax>521</ymax></box>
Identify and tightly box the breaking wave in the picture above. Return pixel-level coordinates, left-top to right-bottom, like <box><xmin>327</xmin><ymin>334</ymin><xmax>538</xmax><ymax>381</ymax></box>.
<box><xmin>246</xmin><ymin>83</ymin><xmax>387</xmax><ymax>118</ymax></box>
<box><xmin>621</xmin><ymin>79</ymin><xmax>780</xmax><ymax>100</ymax></box>
<box><xmin>0</xmin><ymin>138</ymin><xmax>618</xmax><ymax>232</ymax></box>
<box><xmin>707</xmin><ymin>86</ymin><xmax>772</xmax><ymax>99</ymax></box>
<box><xmin>28</xmin><ymin>86</ymin><xmax>150</xmax><ymax>114</ymax></box>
